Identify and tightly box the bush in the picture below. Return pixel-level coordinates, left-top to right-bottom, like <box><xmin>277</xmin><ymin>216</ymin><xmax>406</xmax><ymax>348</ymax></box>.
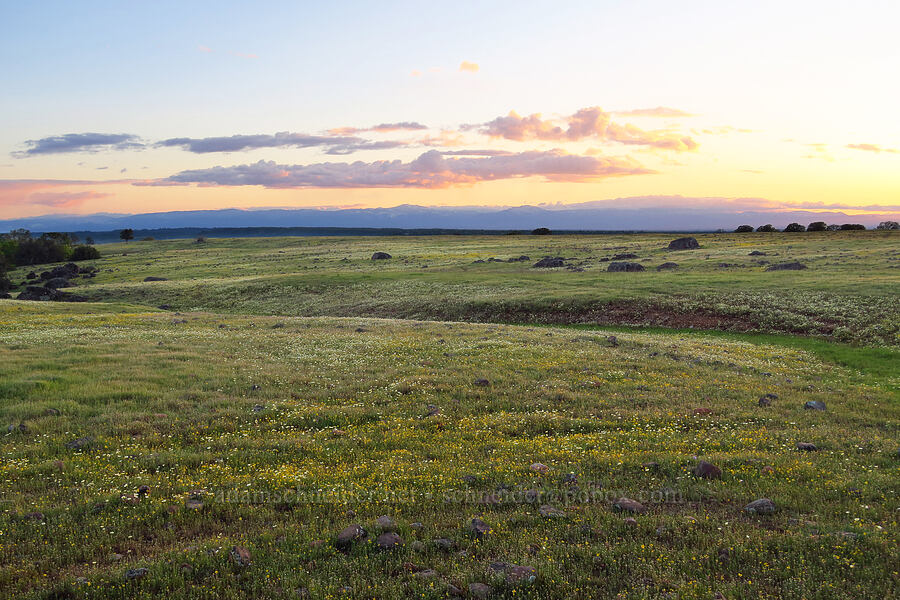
<box><xmin>531</xmin><ymin>227</ymin><xmax>551</xmax><ymax>235</ymax></box>
<box><xmin>807</xmin><ymin>221</ymin><xmax>827</xmax><ymax>232</ymax></box>
<box><xmin>784</xmin><ymin>223</ymin><xmax>806</xmax><ymax>232</ymax></box>
<box><xmin>195</xmin><ymin>236</ymin><xmax>207</xmax><ymax>244</ymax></box>
<box><xmin>876</xmin><ymin>221</ymin><xmax>899</xmax><ymax>230</ymax></box>
<box><xmin>70</xmin><ymin>245</ymin><xmax>101</xmax><ymax>261</ymax></box>
<box><xmin>756</xmin><ymin>224</ymin><xmax>777</xmax><ymax>232</ymax></box>
<box><xmin>14</xmin><ymin>236</ymin><xmax>70</xmax><ymax>265</ymax></box>
<box><xmin>839</xmin><ymin>224</ymin><xmax>866</xmax><ymax>231</ymax></box>
<box><xmin>734</xmin><ymin>225</ymin><xmax>754</xmax><ymax>233</ymax></box>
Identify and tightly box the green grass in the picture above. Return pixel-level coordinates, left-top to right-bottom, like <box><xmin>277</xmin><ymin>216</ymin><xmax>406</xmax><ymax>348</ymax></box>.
<box><xmin>1</xmin><ymin>233</ymin><xmax>898</xmax><ymax>598</ymax></box>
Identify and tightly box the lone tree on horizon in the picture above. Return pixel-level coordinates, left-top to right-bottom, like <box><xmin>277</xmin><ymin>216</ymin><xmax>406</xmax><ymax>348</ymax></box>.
<box><xmin>119</xmin><ymin>228</ymin><xmax>134</xmax><ymax>243</ymax></box>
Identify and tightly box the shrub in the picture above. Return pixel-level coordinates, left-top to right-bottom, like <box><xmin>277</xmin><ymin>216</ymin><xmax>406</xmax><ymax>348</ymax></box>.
<box><xmin>783</xmin><ymin>223</ymin><xmax>806</xmax><ymax>232</ymax></box>
<box><xmin>756</xmin><ymin>224</ymin><xmax>777</xmax><ymax>232</ymax></box>
<box><xmin>70</xmin><ymin>245</ymin><xmax>101</xmax><ymax>261</ymax></box>
<box><xmin>807</xmin><ymin>221</ymin><xmax>827</xmax><ymax>232</ymax></box>
<box><xmin>839</xmin><ymin>223</ymin><xmax>866</xmax><ymax>231</ymax></box>
<box><xmin>531</xmin><ymin>227</ymin><xmax>551</xmax><ymax>235</ymax></box>
<box><xmin>14</xmin><ymin>236</ymin><xmax>70</xmax><ymax>265</ymax></box>
<box><xmin>195</xmin><ymin>236</ymin><xmax>207</xmax><ymax>244</ymax></box>
<box><xmin>734</xmin><ymin>225</ymin><xmax>754</xmax><ymax>233</ymax></box>
<box><xmin>876</xmin><ymin>221</ymin><xmax>899</xmax><ymax>230</ymax></box>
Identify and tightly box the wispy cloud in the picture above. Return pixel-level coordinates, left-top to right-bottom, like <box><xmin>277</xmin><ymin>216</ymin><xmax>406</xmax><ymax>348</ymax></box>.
<box><xmin>846</xmin><ymin>143</ymin><xmax>899</xmax><ymax>154</ymax></box>
<box><xmin>327</xmin><ymin>122</ymin><xmax>428</xmax><ymax>135</ymax></box>
<box><xmin>473</xmin><ymin>106</ymin><xmax>698</xmax><ymax>151</ymax></box>
<box><xmin>459</xmin><ymin>61</ymin><xmax>479</xmax><ymax>73</ymax></box>
<box><xmin>28</xmin><ymin>190</ymin><xmax>111</xmax><ymax>208</ymax></box>
<box><xmin>157</xmin><ymin>132</ymin><xmax>403</xmax><ymax>155</ymax></box>
<box><xmin>15</xmin><ymin>133</ymin><xmax>144</xmax><ymax>157</ymax></box>
<box><xmin>614</xmin><ymin>107</ymin><xmax>694</xmax><ymax>118</ymax></box>
<box><xmin>155</xmin><ymin>149</ymin><xmax>653</xmax><ymax>189</ymax></box>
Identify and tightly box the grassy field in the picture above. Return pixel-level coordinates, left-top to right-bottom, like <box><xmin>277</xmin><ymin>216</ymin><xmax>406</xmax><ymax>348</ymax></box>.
<box><xmin>1</xmin><ymin>233</ymin><xmax>898</xmax><ymax>599</ymax></box>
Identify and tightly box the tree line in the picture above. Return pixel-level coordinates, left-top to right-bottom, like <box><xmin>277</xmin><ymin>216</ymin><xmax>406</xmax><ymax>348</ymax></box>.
<box><xmin>734</xmin><ymin>221</ymin><xmax>898</xmax><ymax>233</ymax></box>
<box><xmin>0</xmin><ymin>229</ymin><xmax>100</xmax><ymax>293</ymax></box>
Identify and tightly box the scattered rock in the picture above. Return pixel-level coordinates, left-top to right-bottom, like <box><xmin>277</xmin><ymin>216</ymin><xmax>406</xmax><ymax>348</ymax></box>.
<box><xmin>433</xmin><ymin>538</ymin><xmax>455</xmax><ymax>552</ymax></box>
<box><xmin>473</xmin><ymin>378</ymin><xmax>490</xmax><ymax>387</ymax></box>
<box><xmin>24</xmin><ymin>511</ymin><xmax>45</xmax><ymax>520</ymax></box>
<box><xmin>606</xmin><ymin>335</ymin><xmax>619</xmax><ymax>347</ymax></box>
<box><xmin>533</xmin><ymin>257</ymin><xmax>566</xmax><ymax>268</ymax></box>
<box><xmin>143</xmin><ymin>276</ymin><xmax>168</xmax><ymax>282</ymax></box>
<box><xmin>371</xmin><ymin>252</ymin><xmax>392</xmax><ymax>260</ymax></box>
<box><xmin>612</xmin><ymin>252</ymin><xmax>638</xmax><ymax>260</ymax></box>
<box><xmin>656</xmin><ymin>262</ymin><xmax>678</xmax><ymax>271</ymax></box>
<box><xmin>539</xmin><ymin>504</ymin><xmax>566</xmax><ymax>518</ymax></box>
<box><xmin>44</xmin><ymin>277</ymin><xmax>74</xmax><ymax>289</ymax></box>
<box><xmin>489</xmin><ymin>562</ymin><xmax>537</xmax><ymax>584</ymax></box>
<box><xmin>641</xmin><ymin>461</ymin><xmax>660</xmax><ymax>470</ymax></box>
<box><xmin>335</xmin><ymin>524</ymin><xmax>367</xmax><ymax>551</ymax></box>
<box><xmin>375</xmin><ymin>532</ymin><xmax>403</xmax><ymax>550</ymax></box>
<box><xmin>18</xmin><ymin>285</ymin><xmax>85</xmax><ymax>302</ymax></box>
<box><xmin>124</xmin><ymin>568</ymin><xmax>149</xmax><ymax>581</ymax></box>
<box><xmin>667</xmin><ymin>237</ymin><xmax>700</xmax><ymax>250</ymax></box>
<box><xmin>65</xmin><ymin>436</ymin><xmax>93</xmax><ymax>450</ymax></box>
<box><xmin>766</xmin><ymin>261</ymin><xmax>807</xmax><ymax>271</ymax></box>
<box><xmin>26</xmin><ymin>271</ymin><xmax>36</xmax><ymax>279</ymax></box>
<box><xmin>7</xmin><ymin>423</ymin><xmax>27</xmax><ymax>433</ymax></box>
<box><xmin>744</xmin><ymin>498</ymin><xmax>776</xmax><ymax>515</ymax></box>
<box><xmin>804</xmin><ymin>400</ymin><xmax>826</xmax><ymax>411</ymax></box>
<box><xmin>623</xmin><ymin>517</ymin><xmax>637</xmax><ymax>527</ymax></box>
<box><xmin>748</xmin><ymin>250</ymin><xmax>767</xmax><ymax>256</ymax></box>
<box><xmin>607</xmin><ymin>261</ymin><xmax>645</xmax><ymax>272</ymax></box>
<box><xmin>613</xmin><ymin>497</ymin><xmax>646</xmax><ymax>514</ymax></box>
<box><xmin>470</xmin><ymin>517</ymin><xmax>491</xmax><ymax>538</ymax></box>
<box><xmin>796</xmin><ymin>442</ymin><xmax>819</xmax><ymax>451</ymax></box>
<box><xmin>693</xmin><ymin>407</ymin><xmax>713</xmax><ymax>415</ymax></box>
<box><xmin>375</xmin><ymin>515</ymin><xmax>397</xmax><ymax>531</ymax></box>
<box><xmin>529</xmin><ymin>462</ymin><xmax>550</xmax><ymax>474</ymax></box>
<box><xmin>252</xmin><ymin>404</ymin><xmax>265</xmax><ymax>413</ymax></box>
<box><xmin>230</xmin><ymin>545</ymin><xmax>252</xmax><ymax>567</ymax></box>
<box><xmin>693</xmin><ymin>460</ymin><xmax>722</xmax><ymax>479</ymax></box>
<box><xmin>45</xmin><ymin>408</ymin><xmax>60</xmax><ymax>416</ymax></box>
<box><xmin>468</xmin><ymin>583</ymin><xmax>493</xmax><ymax>599</ymax></box>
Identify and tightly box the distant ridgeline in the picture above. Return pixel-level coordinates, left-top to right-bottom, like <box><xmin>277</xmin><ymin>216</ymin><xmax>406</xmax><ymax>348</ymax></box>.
<box><xmin>52</xmin><ymin>227</ymin><xmax>653</xmax><ymax>243</ymax></box>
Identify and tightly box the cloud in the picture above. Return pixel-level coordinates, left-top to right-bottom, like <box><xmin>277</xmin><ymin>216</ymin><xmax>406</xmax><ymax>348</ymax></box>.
<box><xmin>475</xmin><ymin>106</ymin><xmax>698</xmax><ymax>151</ymax></box>
<box><xmin>156</xmin><ymin>149</ymin><xmax>653</xmax><ymax>189</ymax></box>
<box><xmin>198</xmin><ymin>45</ymin><xmax>213</xmax><ymax>53</ymax></box>
<box><xmin>614</xmin><ymin>107</ymin><xmax>694</xmax><ymax>118</ymax></box>
<box><xmin>846</xmin><ymin>143</ymin><xmax>899</xmax><ymax>154</ymax></box>
<box><xmin>328</xmin><ymin>122</ymin><xmax>427</xmax><ymax>135</ymax></box>
<box><xmin>0</xmin><ymin>179</ymin><xmax>124</xmax><ymax>207</ymax></box>
<box><xmin>459</xmin><ymin>61</ymin><xmax>480</xmax><ymax>73</ymax></box>
<box><xmin>157</xmin><ymin>132</ymin><xmax>386</xmax><ymax>154</ymax></box>
<box><xmin>15</xmin><ymin>133</ymin><xmax>144</xmax><ymax>157</ymax></box>
<box><xmin>28</xmin><ymin>190</ymin><xmax>111</xmax><ymax>208</ymax></box>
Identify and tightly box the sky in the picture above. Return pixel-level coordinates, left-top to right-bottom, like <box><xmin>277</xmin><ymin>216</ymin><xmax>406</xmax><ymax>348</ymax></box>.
<box><xmin>1</xmin><ymin>0</ymin><xmax>899</xmax><ymax>221</ymax></box>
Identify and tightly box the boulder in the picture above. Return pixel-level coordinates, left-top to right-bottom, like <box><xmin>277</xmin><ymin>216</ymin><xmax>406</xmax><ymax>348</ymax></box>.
<box><xmin>656</xmin><ymin>262</ymin><xmax>678</xmax><ymax>271</ymax></box>
<box><xmin>804</xmin><ymin>400</ymin><xmax>826</xmax><ymax>411</ymax></box>
<box><xmin>470</xmin><ymin>517</ymin><xmax>491</xmax><ymax>538</ymax></box>
<box><xmin>124</xmin><ymin>568</ymin><xmax>149</xmax><ymax>581</ymax></box>
<box><xmin>748</xmin><ymin>250</ymin><xmax>767</xmax><ymax>256</ymax></box>
<box><xmin>143</xmin><ymin>276</ymin><xmax>168</xmax><ymax>282</ymax></box>
<box><xmin>489</xmin><ymin>562</ymin><xmax>537</xmax><ymax>584</ymax></box>
<box><xmin>667</xmin><ymin>237</ymin><xmax>700</xmax><ymax>250</ymax></box>
<box><xmin>613</xmin><ymin>497</ymin><xmax>646</xmax><ymax>514</ymax></box>
<box><xmin>468</xmin><ymin>583</ymin><xmax>493</xmax><ymax>599</ymax></box>
<box><xmin>230</xmin><ymin>545</ymin><xmax>252</xmax><ymax>567</ymax></box>
<box><xmin>538</xmin><ymin>504</ymin><xmax>566</xmax><ymax>518</ymax></box>
<box><xmin>743</xmin><ymin>498</ymin><xmax>776</xmax><ymax>515</ymax></box>
<box><xmin>765</xmin><ymin>261</ymin><xmax>807</xmax><ymax>271</ymax></box>
<box><xmin>693</xmin><ymin>460</ymin><xmax>722</xmax><ymax>479</ymax></box>
<box><xmin>796</xmin><ymin>442</ymin><xmax>819</xmax><ymax>451</ymax></box>
<box><xmin>371</xmin><ymin>252</ymin><xmax>392</xmax><ymax>260</ymax></box>
<box><xmin>375</xmin><ymin>532</ymin><xmax>403</xmax><ymax>550</ymax></box>
<box><xmin>612</xmin><ymin>253</ymin><xmax>638</xmax><ymax>260</ymax></box>
<box><xmin>532</xmin><ymin>257</ymin><xmax>566</xmax><ymax>268</ymax></box>
<box><xmin>375</xmin><ymin>515</ymin><xmax>397</xmax><ymax>531</ymax></box>
<box><xmin>607</xmin><ymin>262</ymin><xmax>645</xmax><ymax>272</ymax></box>
<box><xmin>335</xmin><ymin>524</ymin><xmax>367</xmax><ymax>551</ymax></box>
<box><xmin>26</xmin><ymin>271</ymin><xmax>37</xmax><ymax>279</ymax></box>
<box><xmin>44</xmin><ymin>277</ymin><xmax>74</xmax><ymax>289</ymax></box>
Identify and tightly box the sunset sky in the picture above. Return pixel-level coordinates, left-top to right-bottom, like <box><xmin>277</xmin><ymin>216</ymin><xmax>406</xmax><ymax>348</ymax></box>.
<box><xmin>1</xmin><ymin>0</ymin><xmax>899</xmax><ymax>220</ymax></box>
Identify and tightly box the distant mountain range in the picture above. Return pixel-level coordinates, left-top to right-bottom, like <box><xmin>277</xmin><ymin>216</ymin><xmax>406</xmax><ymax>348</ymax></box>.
<box><xmin>1</xmin><ymin>202</ymin><xmax>893</xmax><ymax>237</ymax></box>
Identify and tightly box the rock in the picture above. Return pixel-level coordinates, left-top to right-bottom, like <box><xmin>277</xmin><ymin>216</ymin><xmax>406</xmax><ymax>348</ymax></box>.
<box><xmin>375</xmin><ymin>532</ymin><xmax>403</xmax><ymax>550</ymax></box>
<box><xmin>744</xmin><ymin>498</ymin><xmax>776</xmax><ymax>515</ymax></box>
<box><xmin>532</xmin><ymin>257</ymin><xmax>566</xmax><ymax>268</ymax></box>
<box><xmin>26</xmin><ymin>271</ymin><xmax>36</xmax><ymax>279</ymax></box>
<box><xmin>0</xmin><ymin>292</ymin><xmax>10</xmax><ymax>299</ymax></box>
<box><xmin>748</xmin><ymin>250</ymin><xmax>767</xmax><ymax>256</ymax></box>
<box><xmin>124</xmin><ymin>568</ymin><xmax>149</xmax><ymax>581</ymax></box>
<box><xmin>529</xmin><ymin>462</ymin><xmax>550</xmax><ymax>474</ymax></box>
<box><xmin>489</xmin><ymin>562</ymin><xmax>537</xmax><ymax>584</ymax></box>
<box><xmin>804</xmin><ymin>400</ymin><xmax>826</xmax><ymax>411</ymax></box>
<box><xmin>642</xmin><ymin>461</ymin><xmax>660</xmax><ymax>470</ymax></box>
<box><xmin>409</xmin><ymin>541</ymin><xmax>425</xmax><ymax>552</ymax></box>
<box><xmin>468</xmin><ymin>583</ymin><xmax>493</xmax><ymax>599</ymax></box>
<box><xmin>473</xmin><ymin>378</ymin><xmax>490</xmax><ymax>387</ymax></box>
<box><xmin>45</xmin><ymin>408</ymin><xmax>60</xmax><ymax>416</ymax></box>
<box><xmin>185</xmin><ymin>498</ymin><xmax>204</xmax><ymax>510</ymax></box>
<box><xmin>612</xmin><ymin>253</ymin><xmax>638</xmax><ymax>260</ymax></box>
<box><xmin>765</xmin><ymin>261</ymin><xmax>807</xmax><ymax>271</ymax></box>
<box><xmin>24</xmin><ymin>511</ymin><xmax>45</xmax><ymax>520</ymax></box>
<box><xmin>693</xmin><ymin>407</ymin><xmax>713</xmax><ymax>415</ymax></box>
<box><xmin>606</xmin><ymin>335</ymin><xmax>619</xmax><ymax>347</ymax></box>
<box><xmin>470</xmin><ymin>517</ymin><xmax>490</xmax><ymax>538</ymax></box>
<box><xmin>613</xmin><ymin>497</ymin><xmax>646</xmax><ymax>514</ymax></box>
<box><xmin>252</xmin><ymin>404</ymin><xmax>265</xmax><ymax>413</ymax></box>
<box><xmin>538</xmin><ymin>504</ymin><xmax>566</xmax><ymax>518</ymax></box>
<box><xmin>414</xmin><ymin>569</ymin><xmax>438</xmax><ymax>579</ymax></box>
<box><xmin>375</xmin><ymin>515</ymin><xmax>397</xmax><ymax>531</ymax></box>
<box><xmin>371</xmin><ymin>252</ymin><xmax>392</xmax><ymax>260</ymax></box>
<box><xmin>138</xmin><ymin>485</ymin><xmax>150</xmax><ymax>496</ymax></box>
<box><xmin>65</xmin><ymin>436</ymin><xmax>93</xmax><ymax>450</ymax></box>
<box><xmin>410</xmin><ymin>522</ymin><xmax>423</xmax><ymax>530</ymax></box>
<box><xmin>44</xmin><ymin>277</ymin><xmax>74</xmax><ymax>289</ymax></box>
<box><xmin>7</xmin><ymin>423</ymin><xmax>27</xmax><ymax>433</ymax></box>
<box><xmin>335</xmin><ymin>524</ymin><xmax>367</xmax><ymax>551</ymax></box>
<box><xmin>230</xmin><ymin>545</ymin><xmax>252</xmax><ymax>567</ymax></box>
<box><xmin>433</xmin><ymin>538</ymin><xmax>455</xmax><ymax>552</ymax></box>
<box><xmin>623</xmin><ymin>517</ymin><xmax>637</xmax><ymax>526</ymax></box>
<box><xmin>656</xmin><ymin>262</ymin><xmax>678</xmax><ymax>271</ymax></box>
<box><xmin>693</xmin><ymin>460</ymin><xmax>722</xmax><ymax>479</ymax></box>
<box><xmin>607</xmin><ymin>261</ymin><xmax>645</xmax><ymax>272</ymax></box>
<box><xmin>667</xmin><ymin>237</ymin><xmax>700</xmax><ymax>250</ymax></box>
<box><xmin>796</xmin><ymin>442</ymin><xmax>819</xmax><ymax>451</ymax></box>
<box><xmin>423</xmin><ymin>405</ymin><xmax>441</xmax><ymax>417</ymax></box>
<box><xmin>143</xmin><ymin>276</ymin><xmax>168</xmax><ymax>282</ymax></box>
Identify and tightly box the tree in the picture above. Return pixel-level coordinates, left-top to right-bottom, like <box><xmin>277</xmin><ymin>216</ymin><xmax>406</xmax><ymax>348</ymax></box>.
<box><xmin>807</xmin><ymin>221</ymin><xmax>827</xmax><ymax>232</ymax></box>
<box><xmin>839</xmin><ymin>223</ymin><xmax>866</xmax><ymax>231</ymax></box>
<box><xmin>70</xmin><ymin>245</ymin><xmax>101</xmax><ymax>261</ymax></box>
<box><xmin>119</xmin><ymin>228</ymin><xmax>134</xmax><ymax>243</ymax></box>
<box><xmin>85</xmin><ymin>236</ymin><xmax>95</xmax><ymax>245</ymax></box>
<box><xmin>756</xmin><ymin>224</ymin><xmax>777</xmax><ymax>232</ymax></box>
<box><xmin>531</xmin><ymin>227</ymin><xmax>551</xmax><ymax>235</ymax></box>
<box><xmin>734</xmin><ymin>225</ymin><xmax>754</xmax><ymax>233</ymax></box>
<box><xmin>784</xmin><ymin>223</ymin><xmax>806</xmax><ymax>232</ymax></box>
<box><xmin>826</xmin><ymin>224</ymin><xmax>841</xmax><ymax>231</ymax></box>
<box><xmin>876</xmin><ymin>221</ymin><xmax>899</xmax><ymax>230</ymax></box>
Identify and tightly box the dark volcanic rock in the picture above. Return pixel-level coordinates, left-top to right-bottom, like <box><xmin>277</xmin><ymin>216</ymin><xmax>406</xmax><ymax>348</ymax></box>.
<box><xmin>796</xmin><ymin>442</ymin><xmax>819</xmax><ymax>451</ymax></box>
<box><xmin>804</xmin><ymin>400</ymin><xmax>826</xmax><ymax>411</ymax></box>
<box><xmin>376</xmin><ymin>532</ymin><xmax>403</xmax><ymax>550</ymax></box>
<box><xmin>533</xmin><ymin>257</ymin><xmax>566</xmax><ymax>268</ymax></box>
<box><xmin>667</xmin><ymin>237</ymin><xmax>700</xmax><ymax>250</ymax></box>
<box><xmin>748</xmin><ymin>250</ymin><xmax>767</xmax><ymax>256</ymax></box>
<box><xmin>371</xmin><ymin>252</ymin><xmax>392</xmax><ymax>260</ymax></box>
<box><xmin>470</xmin><ymin>517</ymin><xmax>491</xmax><ymax>538</ymax></box>
<box><xmin>17</xmin><ymin>286</ymin><xmax>85</xmax><ymax>302</ymax></box>
<box><xmin>765</xmin><ymin>261</ymin><xmax>807</xmax><ymax>271</ymax></box>
<box><xmin>143</xmin><ymin>276</ymin><xmax>168</xmax><ymax>282</ymax></box>
<box><xmin>65</xmin><ymin>436</ymin><xmax>94</xmax><ymax>450</ymax></box>
<box><xmin>656</xmin><ymin>262</ymin><xmax>678</xmax><ymax>271</ymax></box>
<box><xmin>44</xmin><ymin>277</ymin><xmax>74</xmax><ymax>289</ymax></box>
<box><xmin>693</xmin><ymin>460</ymin><xmax>722</xmax><ymax>479</ymax></box>
<box><xmin>26</xmin><ymin>271</ymin><xmax>37</xmax><ymax>279</ymax></box>
<box><xmin>613</xmin><ymin>497</ymin><xmax>646</xmax><ymax>514</ymax></box>
<box><xmin>612</xmin><ymin>252</ymin><xmax>638</xmax><ymax>260</ymax></box>
<box><xmin>335</xmin><ymin>524</ymin><xmax>367</xmax><ymax>551</ymax></box>
<box><xmin>744</xmin><ymin>498</ymin><xmax>776</xmax><ymax>514</ymax></box>
<box><xmin>607</xmin><ymin>261</ymin><xmax>645</xmax><ymax>272</ymax></box>
<box><xmin>124</xmin><ymin>567</ymin><xmax>148</xmax><ymax>581</ymax></box>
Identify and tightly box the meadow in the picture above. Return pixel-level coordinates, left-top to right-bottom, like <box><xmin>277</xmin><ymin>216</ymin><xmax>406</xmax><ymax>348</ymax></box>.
<box><xmin>0</xmin><ymin>232</ymin><xmax>898</xmax><ymax>599</ymax></box>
